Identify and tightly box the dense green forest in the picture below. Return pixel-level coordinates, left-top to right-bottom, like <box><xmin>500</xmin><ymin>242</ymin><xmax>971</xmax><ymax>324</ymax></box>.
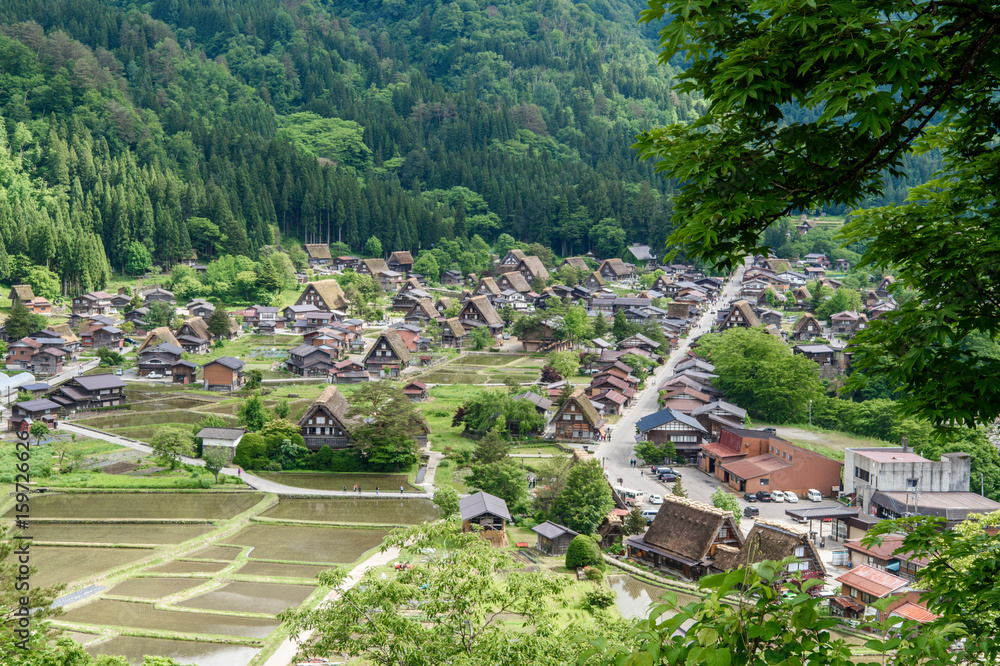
<box><xmin>0</xmin><ymin>0</ymin><xmax>943</xmax><ymax>293</ymax></box>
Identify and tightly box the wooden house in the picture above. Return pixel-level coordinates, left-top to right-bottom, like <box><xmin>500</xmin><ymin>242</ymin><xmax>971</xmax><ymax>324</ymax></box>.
<box><xmin>532</xmin><ymin>521</ymin><xmax>579</xmax><ymax>555</ymax></box>
<box><xmin>625</xmin><ymin>495</ymin><xmax>744</xmax><ymax>580</ymax></box>
<box><xmin>552</xmin><ymin>389</ymin><xmax>607</xmax><ymax>440</ymax></box>
<box><xmin>8</xmin><ymin>285</ymin><xmax>34</xmax><ymax>307</ymax></box>
<box><xmin>8</xmin><ymin>398</ymin><xmax>61</xmax><ymax>431</ymax></box>
<box><xmin>402</xmin><ymin>380</ymin><xmax>429</xmax><ymax>402</ymax></box>
<box><xmin>141</xmin><ymin>287</ymin><xmax>175</xmax><ymax>305</ymax></box>
<box><xmin>49</xmin><ymin>374</ymin><xmax>126</xmax><ymax>411</ymax></box>
<box><xmin>186</xmin><ymin>298</ymin><xmax>215</xmax><ymax>319</ymax></box>
<box><xmin>831</xmin><ymin>565</ymin><xmax>910</xmax><ymax>621</ymax></box>
<box><xmin>584</xmin><ymin>271</ymin><xmax>606</xmax><ymax>291</ymax></box>
<box><xmin>441</xmin><ymin>318</ymin><xmax>467</xmax><ymax>348</ymax></box>
<box><xmin>791</xmin><ymin>313</ymin><xmax>822</xmax><ymax>341</ymax></box>
<box><xmin>460</xmin><ymin>491</ymin><xmax>511</xmax><ymax>547</ymax></box>
<box><xmin>597</xmin><ymin>258</ymin><xmax>633</xmax><ymax>281</ymax></box>
<box><xmin>497</xmin><ymin>271</ymin><xmax>531</xmax><ymax>294</ymax></box>
<box><xmin>328</xmin><ymin>359</ymin><xmax>370</xmax><ymax>384</ymax></box>
<box><xmin>197</xmin><ymin>426</ymin><xmax>245</xmax><ymax>462</ymax></box>
<box><xmin>635</xmin><ymin>407</ymin><xmax>709</xmax><ymax>464</ymax></box>
<box><xmin>298</xmin><ymin>385</ymin><xmax>354</xmax><ymax>450</ymax></box>
<box><xmin>305</xmin><ymin>244</ymin><xmax>333</xmax><ymax>267</ymax></box>
<box><xmin>286</xmin><ymin>343</ymin><xmax>335</xmax><ymax>377</ymax></box>
<box><xmin>714</xmin><ymin>519</ymin><xmax>825</xmax><ymax>576</ymax></box>
<box><xmin>717</xmin><ymin>300</ymin><xmax>761</xmax><ymax>331</ymax></box>
<box><xmin>136</xmin><ymin>327</ymin><xmax>181</xmax><ymax>354</ymax></box>
<box><xmin>496</xmin><ymin>249</ymin><xmax>526</xmax><ymax>273</ymax></box>
<box><xmin>200</xmin><ymin>356</ymin><xmax>245</xmax><ymax>391</ymax></box>
<box><xmin>138</xmin><ymin>343</ymin><xmax>197</xmax><ymax>384</ymax></box>
<box><xmin>403</xmin><ymin>298</ymin><xmax>439</xmax><ymax>326</ymax></box>
<box><xmin>362</xmin><ymin>329</ymin><xmax>412</xmax><ymax>377</ymax></box>
<box><xmin>358</xmin><ymin>258</ymin><xmax>389</xmax><ymax>279</ymax></box>
<box><xmin>295</xmin><ymin>280</ymin><xmax>350</xmax><ymax>312</ymax></box>
<box><xmin>387</xmin><ymin>251</ymin><xmax>414</xmax><ymax>274</ymax></box>
<box><xmin>516</xmin><ymin>256</ymin><xmax>550</xmax><ymax>284</ymax></box>
<box><xmin>31</xmin><ymin>348</ymin><xmax>65</xmax><ymax>377</ymax></box>
<box><xmin>458</xmin><ymin>295</ymin><xmax>504</xmax><ymax>337</ymax></box>
<box><xmin>830</xmin><ymin>310</ymin><xmax>868</xmax><ymax>337</ymax></box>
<box><xmin>27</xmin><ymin>297</ymin><xmax>51</xmax><ymax>315</ymax></box>
<box><xmin>176</xmin><ymin>318</ymin><xmax>211</xmax><ymax>353</ymax></box>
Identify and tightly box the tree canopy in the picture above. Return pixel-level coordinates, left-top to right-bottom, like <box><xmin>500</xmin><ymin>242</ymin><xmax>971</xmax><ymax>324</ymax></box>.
<box><xmin>638</xmin><ymin>0</ymin><xmax>1000</xmax><ymax>432</ymax></box>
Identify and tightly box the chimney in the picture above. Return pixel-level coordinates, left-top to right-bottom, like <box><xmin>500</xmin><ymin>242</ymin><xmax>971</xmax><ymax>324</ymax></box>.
<box><xmin>901</xmin><ymin>435</ymin><xmax>908</xmax><ymax>453</ymax></box>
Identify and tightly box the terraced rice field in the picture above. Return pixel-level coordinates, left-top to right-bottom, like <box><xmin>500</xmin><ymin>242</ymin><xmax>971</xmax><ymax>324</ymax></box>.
<box><xmin>105</xmin><ymin>577</ymin><xmax>211</xmax><ymax>600</ymax></box>
<box><xmin>29</xmin><ymin>546</ymin><xmax>155</xmax><ymax>588</ymax></box>
<box><xmin>256</xmin><ymin>472</ymin><xmax>421</xmax><ymax>493</ymax></box>
<box><xmin>186</xmin><ymin>545</ymin><xmax>244</xmax><ymax>560</ymax></box>
<box><xmin>145</xmin><ymin>560</ymin><xmax>230</xmax><ymax>575</ymax></box>
<box><xmin>13</xmin><ymin>492</ymin><xmax>264</xmax><ymax>520</ymax></box>
<box><xmin>237</xmin><ymin>562</ymin><xmax>330</xmax><ymax>580</ymax></box>
<box><xmin>261</xmin><ymin>497</ymin><xmax>437</xmax><ymax>524</ymax></box>
<box><xmin>177</xmin><ymin>581</ymin><xmax>315</xmax><ymax>614</ymax></box>
<box><xmin>223</xmin><ymin>524</ymin><xmax>391</xmax><ymax>564</ymax></box>
<box><xmin>86</xmin><ymin>636</ymin><xmax>259</xmax><ymax>666</ymax></box>
<box><xmin>30</xmin><ymin>523</ymin><xmax>215</xmax><ymax>545</ymax></box>
<box><xmin>62</xmin><ymin>599</ymin><xmax>278</xmax><ymax>638</ymax></box>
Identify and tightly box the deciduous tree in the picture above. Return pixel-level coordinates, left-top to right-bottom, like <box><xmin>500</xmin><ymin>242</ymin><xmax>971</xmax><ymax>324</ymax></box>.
<box><xmin>553</xmin><ymin>459</ymin><xmax>614</xmax><ymax>535</ymax></box>
<box><xmin>150</xmin><ymin>426</ymin><xmax>195</xmax><ymax>469</ymax></box>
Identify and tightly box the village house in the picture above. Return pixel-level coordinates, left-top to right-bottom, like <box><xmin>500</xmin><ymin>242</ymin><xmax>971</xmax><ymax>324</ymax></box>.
<box><xmin>328</xmin><ymin>359</ymin><xmax>370</xmax><ymax>384</ymax></box>
<box><xmin>295</xmin><ymin>280</ymin><xmax>351</xmax><ymax>312</ymax></box>
<box><xmin>196</xmin><ymin>426</ymin><xmax>245</xmax><ymax>462</ymax></box>
<box><xmin>186</xmin><ymin>298</ymin><xmax>215</xmax><ymax>319</ymax></box>
<box><xmin>441</xmin><ymin>269</ymin><xmax>463</xmax><ymax>285</ymax></box>
<box><xmin>434</xmin><ymin>296</ymin><xmax>453</xmax><ymax>316</ymax></box>
<box><xmin>497</xmin><ymin>271</ymin><xmax>531</xmax><ymax>294</ymax></box>
<box><xmin>830</xmin><ymin>310</ymin><xmax>868</xmax><ymax>337</ymax></box>
<box><xmin>137</xmin><ymin>343</ymin><xmax>197</xmax><ymax>383</ymax></box>
<box><xmin>790</xmin><ymin>313</ymin><xmax>823</xmax><ymax>341</ymax></box>
<box><xmin>20</xmin><ymin>382</ymin><xmax>51</xmax><ymax>399</ymax></box>
<box><xmin>305</xmin><ymin>244</ymin><xmax>332</xmax><ymax>267</ymax></box>
<box><xmin>460</xmin><ymin>491</ymin><xmax>511</xmax><ymax>547</ymax></box>
<box><xmin>496</xmin><ymin>249</ymin><xmax>526</xmax><ymax>273</ymax></box>
<box><xmin>387</xmin><ymin>251</ymin><xmax>414</xmax><ymax>274</ymax></box>
<box><xmin>691</xmin><ymin>400</ymin><xmax>748</xmax><ymax>438</ymax></box>
<box><xmin>8</xmin><ymin>398</ymin><xmax>61</xmax><ymax>432</ymax></box>
<box><xmin>844</xmin><ymin>536</ymin><xmax>928</xmax><ymax>582</ymax></box>
<box><xmin>518</xmin><ymin>318</ymin><xmax>570</xmax><ymax>353</ymax></box>
<box><xmin>699</xmin><ymin>427</ymin><xmax>844</xmax><ymax>498</ymax></box>
<box><xmin>298</xmin><ymin>385</ymin><xmax>354</xmax><ymax>450</ymax></box>
<box><xmin>392</xmin><ymin>278</ymin><xmax>431</xmax><ymax>312</ymax></box>
<box><xmin>831</xmin><ymin>565</ymin><xmax>910</xmax><ymax>622</ymax></box>
<box><xmin>598</xmin><ymin>258</ymin><xmax>633</xmax><ymax>282</ymax></box>
<box><xmin>333</xmin><ymin>256</ymin><xmax>358</xmax><ymax>271</ymax></box>
<box><xmin>31</xmin><ymin>348</ymin><xmax>65</xmax><ymax>377</ymax></box>
<box><xmin>552</xmin><ymin>388</ymin><xmax>607</xmax><ymax>440</ymax></box>
<box><xmin>49</xmin><ymin>374</ymin><xmax>127</xmax><ymax>411</ymax></box>
<box><xmin>441</xmin><ymin>318</ymin><xmax>468</xmax><ymax>348</ymax></box>
<box><xmin>791</xmin><ymin>286</ymin><xmax>812</xmax><ymax>308</ymax></box>
<box><xmin>26</xmin><ymin>297</ymin><xmax>52</xmax><ymax>315</ymax></box>
<box><xmin>559</xmin><ymin>257</ymin><xmax>590</xmax><ymax>273</ymax></box>
<box><xmin>625</xmin><ymin>495</ymin><xmax>744</xmax><ymax>580</ymax></box>
<box><xmin>141</xmin><ymin>287</ymin><xmax>175</xmax><ymax>305</ymax></box>
<box><xmin>403</xmin><ymin>298</ymin><xmax>440</xmax><ymax>326</ymax></box>
<box><xmin>81</xmin><ymin>325</ymin><xmax>123</xmax><ymax>350</ymax></box>
<box><xmin>458</xmin><ymin>295</ymin><xmax>505</xmax><ymax>338</ymax></box>
<box><xmin>532</xmin><ymin>521</ymin><xmax>579</xmax><ymax>555</ymax></box>
<box><xmin>392</xmin><ymin>324</ymin><xmax>431</xmax><ymax>353</ymax></box>
<box><xmin>136</xmin><ymin>327</ymin><xmax>180</xmax><ymax>354</ymax></box>
<box><xmin>8</xmin><ymin>285</ymin><xmax>34</xmax><ymax>307</ymax></box>
<box><xmin>717</xmin><ymin>300</ymin><xmax>761</xmax><ymax>331</ymax></box>
<box><xmin>402</xmin><ymin>380</ymin><xmax>429</xmax><ymax>402</ymax></box>
<box><xmin>6</xmin><ymin>338</ymin><xmax>41</xmax><ymax>370</ymax></box>
<box><xmin>71</xmin><ymin>291</ymin><xmax>113</xmax><ymax>316</ymax></box>
<box><xmin>200</xmin><ymin>356</ymin><xmax>245</xmax><ymax>391</ymax></box>
<box><xmin>513</xmin><ymin>391</ymin><xmax>553</xmax><ymax>418</ymax></box>
<box><xmin>362</xmin><ymin>329</ymin><xmax>411</xmax><ymax>378</ymax></box>
<box><xmin>660</xmin><ymin>386</ymin><xmax>712</xmax><ymax>414</ymax></box>
<box><xmin>357</xmin><ymin>257</ymin><xmax>389</xmax><ymax>280</ymax></box>
<box><xmin>516</xmin><ymin>256</ymin><xmax>550</xmax><ymax>285</ymax></box>
<box><xmin>584</xmin><ymin>271</ymin><xmax>606</xmax><ymax>291</ymax></box>
<box><xmin>635</xmin><ymin>407</ymin><xmax>710</xmax><ymax>464</ymax></box>
<box><xmin>624</xmin><ymin>244</ymin><xmax>656</xmax><ymax>269</ymax></box>
<box><xmin>715</xmin><ymin>519</ymin><xmax>826</xmax><ymax>577</ymax></box>
<box><xmin>176</xmin><ymin>318</ymin><xmax>211</xmax><ymax>353</ymax></box>
<box><xmin>473</xmin><ymin>276</ymin><xmax>503</xmax><ymax>305</ymax></box>
<box><xmin>286</xmin><ymin>343</ymin><xmax>335</xmax><ymax>377</ymax></box>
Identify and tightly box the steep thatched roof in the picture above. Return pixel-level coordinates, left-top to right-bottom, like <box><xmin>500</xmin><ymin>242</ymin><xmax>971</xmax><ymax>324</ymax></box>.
<box><xmin>729</xmin><ymin>300</ymin><xmax>761</xmax><ymax>327</ymax></box>
<box><xmin>518</xmin><ymin>256</ymin><xmax>550</xmax><ymax>281</ymax></box>
<box><xmin>365</xmin><ymin>329</ymin><xmax>412</xmax><ymax>364</ymax></box>
<box><xmin>599</xmin><ymin>258</ymin><xmax>631</xmax><ymax>277</ymax></box>
<box><xmin>406</xmin><ymin>298</ymin><xmax>439</xmax><ymax>321</ymax></box>
<box><xmin>643</xmin><ymin>495</ymin><xmax>743</xmax><ymax>562</ymax></box>
<box><xmin>137</xmin><ymin>327</ymin><xmax>180</xmax><ymax>353</ymax></box>
<box><xmin>47</xmin><ymin>323</ymin><xmax>79</xmax><ymax>344</ymax></box>
<box><xmin>389</xmin><ymin>251</ymin><xmax>414</xmax><ymax>265</ymax></box>
<box><xmin>587</xmin><ymin>271</ymin><xmax>606</xmax><ymax>286</ymax></box>
<box><xmin>361</xmin><ymin>258</ymin><xmax>389</xmax><ymax>274</ymax></box>
<box><xmin>9</xmin><ymin>285</ymin><xmax>35</xmax><ymax>302</ymax></box>
<box><xmin>735</xmin><ymin>520</ymin><xmax>826</xmax><ymax>574</ymax></box>
<box><xmin>462</xmin><ymin>295</ymin><xmax>503</xmax><ymax>327</ymax></box>
<box><xmin>561</xmin><ymin>257</ymin><xmax>589</xmax><ymax>271</ymax></box>
<box><xmin>557</xmin><ymin>388</ymin><xmax>605</xmax><ymax>428</ymax></box>
<box><xmin>443</xmin><ymin>318</ymin><xmax>466</xmax><ymax>338</ymax></box>
<box><xmin>305</xmin><ymin>244</ymin><xmax>332</xmax><ymax>259</ymax></box>
<box><xmin>793</xmin><ymin>313</ymin><xmax>821</xmax><ymax>336</ymax></box>
<box><xmin>499</xmin><ymin>271</ymin><xmax>531</xmax><ymax>293</ymax></box>
<box><xmin>298</xmin><ymin>385</ymin><xmax>350</xmax><ymax>426</ymax></box>
<box><xmin>305</xmin><ymin>280</ymin><xmax>350</xmax><ymax>310</ymax></box>
<box><xmin>475</xmin><ymin>277</ymin><xmax>501</xmax><ymax>297</ymax></box>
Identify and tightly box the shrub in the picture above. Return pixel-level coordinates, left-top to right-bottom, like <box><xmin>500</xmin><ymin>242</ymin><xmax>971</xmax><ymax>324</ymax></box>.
<box><xmin>566</xmin><ymin>534</ymin><xmax>604</xmax><ymax>570</ymax></box>
<box><xmin>584</xmin><ymin>587</ymin><xmax>616</xmax><ymax>610</ymax></box>
<box><xmin>199</xmin><ymin>478</ymin><xmax>212</xmax><ymax>489</ymax></box>
<box><xmin>585</xmin><ymin>567</ymin><xmax>604</xmax><ymax>582</ymax></box>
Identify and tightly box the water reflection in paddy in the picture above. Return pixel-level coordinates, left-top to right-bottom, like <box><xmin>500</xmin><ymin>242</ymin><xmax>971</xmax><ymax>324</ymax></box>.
<box><xmin>86</xmin><ymin>636</ymin><xmax>259</xmax><ymax>666</ymax></box>
<box><xmin>607</xmin><ymin>574</ymin><xmax>700</xmax><ymax>621</ymax></box>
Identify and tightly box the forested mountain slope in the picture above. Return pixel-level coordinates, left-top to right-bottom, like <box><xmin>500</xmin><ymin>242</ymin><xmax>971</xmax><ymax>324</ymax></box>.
<box><xmin>0</xmin><ymin>0</ymin><xmax>705</xmax><ymax>290</ymax></box>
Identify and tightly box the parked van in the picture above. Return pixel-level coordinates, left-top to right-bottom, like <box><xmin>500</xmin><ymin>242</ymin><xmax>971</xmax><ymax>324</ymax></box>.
<box><xmin>807</xmin><ymin>489</ymin><xmax>823</xmax><ymax>502</ymax></box>
<box><xmin>783</xmin><ymin>491</ymin><xmax>799</xmax><ymax>503</ymax></box>
<box><xmin>771</xmin><ymin>491</ymin><xmax>786</xmax><ymax>503</ymax></box>
<box><xmin>641</xmin><ymin>509</ymin><xmax>659</xmax><ymax>524</ymax></box>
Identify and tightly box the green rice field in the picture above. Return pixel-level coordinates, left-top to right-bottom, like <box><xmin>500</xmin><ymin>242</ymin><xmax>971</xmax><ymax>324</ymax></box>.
<box><xmin>186</xmin><ymin>545</ymin><xmax>244</xmax><ymax>560</ymax></box>
<box><xmin>145</xmin><ymin>560</ymin><xmax>230</xmax><ymax>575</ymax></box>
<box><xmin>105</xmin><ymin>577</ymin><xmax>211</xmax><ymax>600</ymax></box>
<box><xmin>237</xmin><ymin>561</ymin><xmax>331</xmax><ymax>580</ymax></box>
<box><xmin>29</xmin><ymin>546</ymin><xmax>156</xmax><ymax>588</ymax></box>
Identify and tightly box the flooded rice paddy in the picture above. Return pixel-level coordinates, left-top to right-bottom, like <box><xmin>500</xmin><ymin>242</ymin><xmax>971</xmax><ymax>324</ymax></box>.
<box><xmin>30</xmin><ymin>522</ymin><xmax>216</xmax><ymax>545</ymax></box>
<box><xmin>262</xmin><ymin>496</ymin><xmax>438</xmax><ymax>524</ymax></box>
<box><xmin>186</xmin><ymin>544</ymin><xmax>244</xmax><ymax>560</ymax></box>
<box><xmin>62</xmin><ymin>599</ymin><xmax>278</xmax><ymax>637</ymax></box>
<box><xmin>30</xmin><ymin>546</ymin><xmax>155</xmax><ymax>588</ymax></box>
<box><xmin>256</xmin><ymin>471</ymin><xmax>422</xmax><ymax>493</ymax></box>
<box><xmin>105</xmin><ymin>576</ymin><xmax>212</xmax><ymax>599</ymax></box>
<box><xmin>13</xmin><ymin>492</ymin><xmax>264</xmax><ymax>519</ymax></box>
<box><xmin>607</xmin><ymin>574</ymin><xmax>700</xmax><ymax>620</ymax></box>
<box><xmin>238</xmin><ymin>561</ymin><xmax>330</xmax><ymax>580</ymax></box>
<box><xmin>178</xmin><ymin>581</ymin><xmax>316</xmax><ymax>614</ymax></box>
<box><xmin>223</xmin><ymin>523</ymin><xmax>391</xmax><ymax>563</ymax></box>
<box><xmin>86</xmin><ymin>636</ymin><xmax>259</xmax><ymax>666</ymax></box>
<box><xmin>145</xmin><ymin>560</ymin><xmax>230</xmax><ymax>574</ymax></box>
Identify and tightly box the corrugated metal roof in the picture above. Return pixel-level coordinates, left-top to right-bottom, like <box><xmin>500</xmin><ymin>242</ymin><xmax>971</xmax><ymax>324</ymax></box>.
<box><xmin>459</xmin><ymin>491</ymin><xmax>512</xmax><ymax>522</ymax></box>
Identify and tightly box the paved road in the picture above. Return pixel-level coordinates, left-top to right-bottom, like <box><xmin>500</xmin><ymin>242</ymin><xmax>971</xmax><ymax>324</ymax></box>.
<box><xmin>590</xmin><ymin>262</ymin><xmax>747</xmax><ymax>508</ymax></box>
<box><xmin>57</xmin><ymin>422</ymin><xmax>443</xmax><ymax>499</ymax></box>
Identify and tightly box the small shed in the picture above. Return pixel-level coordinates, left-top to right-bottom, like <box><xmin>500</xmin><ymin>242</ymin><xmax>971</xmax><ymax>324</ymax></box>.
<box><xmin>532</xmin><ymin>521</ymin><xmax>579</xmax><ymax>555</ymax></box>
<box><xmin>402</xmin><ymin>381</ymin><xmax>429</xmax><ymax>402</ymax></box>
<box><xmin>460</xmin><ymin>491</ymin><xmax>511</xmax><ymax>547</ymax></box>
<box><xmin>197</xmin><ymin>426</ymin><xmax>246</xmax><ymax>462</ymax></box>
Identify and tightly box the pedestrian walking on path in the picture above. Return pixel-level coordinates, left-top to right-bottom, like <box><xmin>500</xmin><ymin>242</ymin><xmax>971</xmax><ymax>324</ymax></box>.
<box><xmin>400</xmin><ymin>485</ymin><xmax>404</xmax><ymax>493</ymax></box>
<box><xmin>376</xmin><ymin>485</ymin><xmax>380</xmax><ymax>496</ymax></box>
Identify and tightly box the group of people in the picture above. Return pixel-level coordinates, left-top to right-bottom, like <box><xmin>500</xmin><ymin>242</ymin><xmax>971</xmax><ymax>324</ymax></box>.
<box><xmin>340</xmin><ymin>484</ymin><xmax>406</xmax><ymax>495</ymax></box>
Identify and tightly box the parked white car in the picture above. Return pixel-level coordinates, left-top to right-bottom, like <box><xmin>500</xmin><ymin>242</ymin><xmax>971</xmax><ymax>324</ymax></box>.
<box><xmin>147</xmin><ymin>372</ymin><xmax>162</xmax><ymax>379</ymax></box>
<box><xmin>807</xmin><ymin>489</ymin><xmax>823</xmax><ymax>502</ymax></box>
<box><xmin>771</xmin><ymin>490</ymin><xmax>786</xmax><ymax>503</ymax></box>
<box><xmin>783</xmin><ymin>491</ymin><xmax>799</xmax><ymax>503</ymax></box>
<box><xmin>648</xmin><ymin>494</ymin><xmax>663</xmax><ymax>505</ymax></box>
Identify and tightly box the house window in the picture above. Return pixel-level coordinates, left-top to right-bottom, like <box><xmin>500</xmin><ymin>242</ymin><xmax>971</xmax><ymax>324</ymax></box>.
<box><xmin>855</xmin><ymin>467</ymin><xmax>870</xmax><ymax>482</ymax></box>
<box><xmin>794</xmin><ymin>546</ymin><xmax>805</xmax><ymax>557</ymax></box>
<box><xmin>759</xmin><ymin>479</ymin><xmax>769</xmax><ymax>486</ymax></box>
<box><xmin>906</xmin><ymin>479</ymin><xmax>917</xmax><ymax>488</ymax></box>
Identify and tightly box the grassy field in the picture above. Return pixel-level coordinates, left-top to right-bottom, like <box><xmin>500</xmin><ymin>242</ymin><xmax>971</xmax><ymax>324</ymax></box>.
<box><xmin>756</xmin><ymin>423</ymin><xmax>894</xmax><ymax>461</ymax></box>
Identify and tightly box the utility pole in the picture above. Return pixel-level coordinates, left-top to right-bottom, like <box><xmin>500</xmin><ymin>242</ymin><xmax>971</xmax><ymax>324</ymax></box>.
<box><xmin>808</xmin><ymin>399</ymin><xmax>812</xmax><ymax>427</ymax></box>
